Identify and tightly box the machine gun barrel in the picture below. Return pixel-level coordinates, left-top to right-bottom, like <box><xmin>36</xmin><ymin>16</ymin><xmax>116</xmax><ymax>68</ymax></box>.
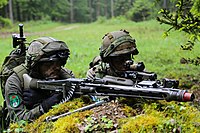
<box><xmin>77</xmin><ymin>83</ymin><xmax>194</xmax><ymax>102</ymax></box>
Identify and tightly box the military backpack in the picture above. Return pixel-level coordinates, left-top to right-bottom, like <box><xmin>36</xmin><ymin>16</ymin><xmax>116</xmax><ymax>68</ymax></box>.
<box><xmin>0</xmin><ymin>24</ymin><xmax>27</xmax><ymax>131</ymax></box>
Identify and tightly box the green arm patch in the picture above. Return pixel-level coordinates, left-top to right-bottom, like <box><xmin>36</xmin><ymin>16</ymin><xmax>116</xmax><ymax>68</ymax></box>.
<box><xmin>9</xmin><ymin>94</ymin><xmax>21</xmax><ymax>108</ymax></box>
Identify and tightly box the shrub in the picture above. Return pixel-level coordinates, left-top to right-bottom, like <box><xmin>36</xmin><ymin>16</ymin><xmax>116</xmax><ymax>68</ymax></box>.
<box><xmin>0</xmin><ymin>16</ymin><xmax>12</xmax><ymax>28</ymax></box>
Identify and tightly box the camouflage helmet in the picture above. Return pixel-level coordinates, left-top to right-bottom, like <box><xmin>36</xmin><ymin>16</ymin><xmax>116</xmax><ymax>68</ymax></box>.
<box><xmin>100</xmin><ymin>29</ymin><xmax>138</xmax><ymax>62</ymax></box>
<box><xmin>26</xmin><ymin>37</ymin><xmax>70</xmax><ymax>68</ymax></box>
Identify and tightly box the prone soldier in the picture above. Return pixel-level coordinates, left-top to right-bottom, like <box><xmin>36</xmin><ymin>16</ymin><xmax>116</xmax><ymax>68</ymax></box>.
<box><xmin>87</xmin><ymin>29</ymin><xmax>145</xmax><ymax>80</ymax></box>
<box><xmin>4</xmin><ymin>37</ymin><xmax>74</xmax><ymax>124</ymax></box>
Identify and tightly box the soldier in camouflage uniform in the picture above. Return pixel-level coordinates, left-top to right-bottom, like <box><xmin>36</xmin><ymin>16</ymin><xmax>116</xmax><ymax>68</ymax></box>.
<box><xmin>87</xmin><ymin>29</ymin><xmax>145</xmax><ymax>80</ymax></box>
<box><xmin>4</xmin><ymin>37</ymin><xmax>74</xmax><ymax>123</ymax></box>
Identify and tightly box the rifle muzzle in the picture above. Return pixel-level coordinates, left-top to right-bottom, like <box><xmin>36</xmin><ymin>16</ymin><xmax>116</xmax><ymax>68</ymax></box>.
<box><xmin>183</xmin><ymin>92</ymin><xmax>195</xmax><ymax>101</ymax></box>
<box><xmin>166</xmin><ymin>90</ymin><xmax>195</xmax><ymax>102</ymax></box>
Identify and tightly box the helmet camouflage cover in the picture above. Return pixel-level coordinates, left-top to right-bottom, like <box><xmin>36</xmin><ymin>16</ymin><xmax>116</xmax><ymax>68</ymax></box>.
<box><xmin>100</xmin><ymin>29</ymin><xmax>138</xmax><ymax>62</ymax></box>
<box><xmin>26</xmin><ymin>37</ymin><xmax>70</xmax><ymax>68</ymax></box>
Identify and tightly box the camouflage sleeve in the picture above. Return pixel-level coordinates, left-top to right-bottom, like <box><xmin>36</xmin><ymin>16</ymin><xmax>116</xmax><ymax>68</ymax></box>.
<box><xmin>87</xmin><ymin>56</ymin><xmax>104</xmax><ymax>79</ymax></box>
<box><xmin>86</xmin><ymin>64</ymin><xmax>106</xmax><ymax>79</ymax></box>
<box><xmin>5</xmin><ymin>73</ymin><xmax>43</xmax><ymax>122</ymax></box>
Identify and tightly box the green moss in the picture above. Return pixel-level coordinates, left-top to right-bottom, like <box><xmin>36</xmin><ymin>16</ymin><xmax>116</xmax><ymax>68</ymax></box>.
<box><xmin>52</xmin><ymin>112</ymin><xmax>91</xmax><ymax>133</ymax></box>
<box><xmin>120</xmin><ymin>111</ymin><xmax>162</xmax><ymax>132</ymax></box>
<box><xmin>191</xmin><ymin>84</ymin><xmax>200</xmax><ymax>90</ymax></box>
<box><xmin>121</xmin><ymin>105</ymin><xmax>137</xmax><ymax>117</ymax></box>
<box><xmin>9</xmin><ymin>98</ymin><xmax>92</xmax><ymax>132</ymax></box>
<box><xmin>144</xmin><ymin>101</ymin><xmax>199</xmax><ymax>132</ymax></box>
<box><xmin>9</xmin><ymin>120</ymin><xmax>28</xmax><ymax>133</ymax></box>
<box><xmin>117</xmin><ymin>101</ymin><xmax>200</xmax><ymax>132</ymax></box>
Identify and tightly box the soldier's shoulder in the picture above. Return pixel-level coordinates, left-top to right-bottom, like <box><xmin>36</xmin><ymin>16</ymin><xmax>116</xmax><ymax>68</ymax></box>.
<box><xmin>89</xmin><ymin>56</ymin><xmax>102</xmax><ymax>69</ymax></box>
<box><xmin>7</xmin><ymin>72</ymin><xmax>20</xmax><ymax>82</ymax></box>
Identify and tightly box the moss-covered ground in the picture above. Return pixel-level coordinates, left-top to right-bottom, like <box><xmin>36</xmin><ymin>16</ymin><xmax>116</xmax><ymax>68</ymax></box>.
<box><xmin>7</xmin><ymin>98</ymin><xmax>199</xmax><ymax>132</ymax></box>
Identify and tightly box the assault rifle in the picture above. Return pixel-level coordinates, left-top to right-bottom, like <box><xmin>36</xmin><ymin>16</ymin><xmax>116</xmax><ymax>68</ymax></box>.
<box><xmin>12</xmin><ymin>24</ymin><xmax>26</xmax><ymax>55</ymax></box>
<box><xmin>23</xmin><ymin>73</ymin><xmax>195</xmax><ymax>121</ymax></box>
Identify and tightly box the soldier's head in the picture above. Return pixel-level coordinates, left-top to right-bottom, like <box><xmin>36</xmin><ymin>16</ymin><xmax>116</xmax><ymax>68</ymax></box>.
<box><xmin>100</xmin><ymin>29</ymin><xmax>139</xmax><ymax>71</ymax></box>
<box><xmin>26</xmin><ymin>37</ymin><xmax>70</xmax><ymax>79</ymax></box>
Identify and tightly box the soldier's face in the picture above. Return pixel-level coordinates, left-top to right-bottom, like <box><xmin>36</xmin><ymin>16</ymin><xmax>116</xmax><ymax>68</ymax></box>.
<box><xmin>109</xmin><ymin>54</ymin><xmax>132</xmax><ymax>71</ymax></box>
<box><xmin>39</xmin><ymin>61</ymin><xmax>62</xmax><ymax>79</ymax></box>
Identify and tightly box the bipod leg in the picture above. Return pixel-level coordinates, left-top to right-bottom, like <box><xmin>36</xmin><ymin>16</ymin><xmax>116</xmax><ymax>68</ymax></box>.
<box><xmin>45</xmin><ymin>97</ymin><xmax>110</xmax><ymax>122</ymax></box>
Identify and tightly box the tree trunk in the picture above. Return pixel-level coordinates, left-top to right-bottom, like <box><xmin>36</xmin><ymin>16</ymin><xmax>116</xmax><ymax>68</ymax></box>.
<box><xmin>70</xmin><ymin>0</ymin><xmax>74</xmax><ymax>23</ymax></box>
<box><xmin>96</xmin><ymin>1</ymin><xmax>100</xmax><ymax>18</ymax></box>
<box><xmin>104</xmin><ymin>0</ymin><xmax>108</xmax><ymax>18</ymax></box>
<box><xmin>111</xmin><ymin>0</ymin><xmax>114</xmax><ymax>18</ymax></box>
<box><xmin>15</xmin><ymin>1</ymin><xmax>21</xmax><ymax>21</ymax></box>
<box><xmin>88</xmin><ymin>0</ymin><xmax>93</xmax><ymax>22</ymax></box>
<box><xmin>9</xmin><ymin>0</ymin><xmax>13</xmax><ymax>24</ymax></box>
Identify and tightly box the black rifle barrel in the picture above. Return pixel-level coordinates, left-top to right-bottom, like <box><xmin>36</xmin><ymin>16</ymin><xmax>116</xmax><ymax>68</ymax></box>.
<box><xmin>19</xmin><ymin>24</ymin><xmax>23</xmax><ymax>38</ymax></box>
<box><xmin>78</xmin><ymin>83</ymin><xmax>195</xmax><ymax>102</ymax></box>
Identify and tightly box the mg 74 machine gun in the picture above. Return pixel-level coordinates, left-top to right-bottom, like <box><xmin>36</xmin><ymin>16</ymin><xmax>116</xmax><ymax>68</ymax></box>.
<box><xmin>23</xmin><ymin>72</ymin><xmax>195</xmax><ymax>121</ymax></box>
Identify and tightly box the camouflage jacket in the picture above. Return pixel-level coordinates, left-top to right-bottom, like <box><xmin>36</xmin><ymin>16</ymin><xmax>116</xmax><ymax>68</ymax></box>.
<box><xmin>86</xmin><ymin>57</ymin><xmax>122</xmax><ymax>79</ymax></box>
<box><xmin>4</xmin><ymin>64</ymin><xmax>74</xmax><ymax>123</ymax></box>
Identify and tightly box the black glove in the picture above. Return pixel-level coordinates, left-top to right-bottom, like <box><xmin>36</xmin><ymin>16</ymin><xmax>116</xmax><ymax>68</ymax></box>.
<box><xmin>23</xmin><ymin>89</ymin><xmax>44</xmax><ymax>108</ymax></box>
<box><xmin>41</xmin><ymin>92</ymin><xmax>63</xmax><ymax>112</ymax></box>
<box><xmin>136</xmin><ymin>62</ymin><xmax>145</xmax><ymax>71</ymax></box>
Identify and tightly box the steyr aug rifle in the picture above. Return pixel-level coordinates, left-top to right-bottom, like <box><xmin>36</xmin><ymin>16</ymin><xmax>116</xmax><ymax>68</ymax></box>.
<box><xmin>23</xmin><ymin>71</ymin><xmax>195</xmax><ymax>121</ymax></box>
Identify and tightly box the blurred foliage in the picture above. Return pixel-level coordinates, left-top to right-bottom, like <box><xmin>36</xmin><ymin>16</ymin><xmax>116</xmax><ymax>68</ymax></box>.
<box><xmin>0</xmin><ymin>0</ymin><xmax>167</xmax><ymax>24</ymax></box>
<box><xmin>126</xmin><ymin>0</ymin><xmax>157</xmax><ymax>21</ymax></box>
<box><xmin>114</xmin><ymin>0</ymin><xmax>134</xmax><ymax>16</ymax></box>
<box><xmin>0</xmin><ymin>0</ymin><xmax>7</xmax><ymax>8</ymax></box>
<box><xmin>157</xmin><ymin>0</ymin><xmax>200</xmax><ymax>65</ymax></box>
<box><xmin>0</xmin><ymin>16</ymin><xmax>12</xmax><ymax>27</ymax></box>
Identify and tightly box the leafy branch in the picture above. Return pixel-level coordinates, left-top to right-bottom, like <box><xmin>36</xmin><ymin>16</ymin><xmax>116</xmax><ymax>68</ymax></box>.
<box><xmin>157</xmin><ymin>0</ymin><xmax>200</xmax><ymax>65</ymax></box>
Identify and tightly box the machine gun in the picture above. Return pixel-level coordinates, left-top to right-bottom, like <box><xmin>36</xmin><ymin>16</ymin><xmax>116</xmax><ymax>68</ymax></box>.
<box><xmin>23</xmin><ymin>74</ymin><xmax>194</xmax><ymax>102</ymax></box>
<box><xmin>23</xmin><ymin>74</ymin><xmax>195</xmax><ymax>121</ymax></box>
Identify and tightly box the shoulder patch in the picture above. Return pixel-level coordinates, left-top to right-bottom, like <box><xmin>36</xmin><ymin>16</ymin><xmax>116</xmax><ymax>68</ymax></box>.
<box><xmin>9</xmin><ymin>93</ymin><xmax>21</xmax><ymax>108</ymax></box>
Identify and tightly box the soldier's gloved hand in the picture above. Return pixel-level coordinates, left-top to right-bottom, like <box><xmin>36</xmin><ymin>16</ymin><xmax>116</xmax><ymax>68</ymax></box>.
<box><xmin>86</xmin><ymin>67</ymin><xmax>96</xmax><ymax>80</ymax></box>
<box><xmin>23</xmin><ymin>89</ymin><xmax>44</xmax><ymax>107</ymax></box>
<box><xmin>41</xmin><ymin>92</ymin><xmax>63</xmax><ymax>112</ymax></box>
<box><xmin>136</xmin><ymin>62</ymin><xmax>145</xmax><ymax>71</ymax></box>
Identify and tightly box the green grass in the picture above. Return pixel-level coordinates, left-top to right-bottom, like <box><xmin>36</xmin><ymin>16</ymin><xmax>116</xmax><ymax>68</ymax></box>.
<box><xmin>0</xmin><ymin>19</ymin><xmax>199</xmax><ymax>104</ymax></box>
